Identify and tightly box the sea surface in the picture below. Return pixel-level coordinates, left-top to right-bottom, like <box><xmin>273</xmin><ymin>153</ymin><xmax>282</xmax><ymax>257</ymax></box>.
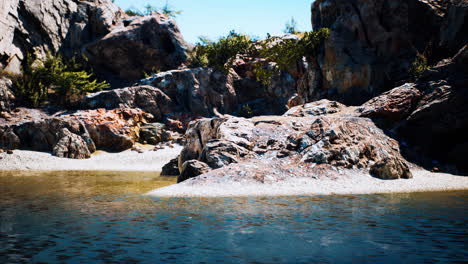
<box><xmin>0</xmin><ymin>171</ymin><xmax>466</xmax><ymax>264</ymax></box>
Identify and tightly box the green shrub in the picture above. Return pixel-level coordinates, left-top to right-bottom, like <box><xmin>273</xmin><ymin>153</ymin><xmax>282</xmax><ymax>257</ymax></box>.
<box><xmin>408</xmin><ymin>54</ymin><xmax>429</xmax><ymax>80</ymax></box>
<box><xmin>190</xmin><ymin>31</ymin><xmax>255</xmax><ymax>73</ymax></box>
<box><xmin>15</xmin><ymin>54</ymin><xmax>109</xmax><ymax>107</ymax></box>
<box><xmin>239</xmin><ymin>104</ymin><xmax>254</xmax><ymax>118</ymax></box>
<box><xmin>254</xmin><ymin>28</ymin><xmax>330</xmax><ymax>84</ymax></box>
<box><xmin>284</xmin><ymin>17</ymin><xmax>299</xmax><ymax>34</ymax></box>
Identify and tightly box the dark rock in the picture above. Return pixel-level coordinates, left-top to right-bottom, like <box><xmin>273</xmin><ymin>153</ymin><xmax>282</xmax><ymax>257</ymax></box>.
<box><xmin>359</xmin><ymin>83</ymin><xmax>422</xmax><ymax>123</ymax></box>
<box><xmin>161</xmin><ymin>157</ymin><xmax>180</xmax><ymax>176</ymax></box>
<box><xmin>84</xmin><ymin>13</ymin><xmax>189</xmax><ymax>82</ymax></box>
<box><xmin>311</xmin><ymin>0</ymin><xmax>450</xmax><ymax>104</ymax></box>
<box><xmin>52</xmin><ymin>128</ymin><xmax>91</xmax><ymax>159</ymax></box>
<box><xmin>83</xmin><ymin>85</ymin><xmax>176</xmax><ymax>121</ymax></box>
<box><xmin>370</xmin><ymin>157</ymin><xmax>413</xmax><ymax>180</ymax></box>
<box><xmin>439</xmin><ymin>0</ymin><xmax>468</xmax><ymax>56</ymax></box>
<box><xmin>177</xmin><ymin>160</ymin><xmax>211</xmax><ymax>183</ymax></box>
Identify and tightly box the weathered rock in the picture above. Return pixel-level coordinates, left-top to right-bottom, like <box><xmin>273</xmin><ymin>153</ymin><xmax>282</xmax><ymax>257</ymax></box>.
<box><xmin>52</xmin><ymin>128</ymin><xmax>91</xmax><ymax>159</ymax></box>
<box><xmin>68</xmin><ymin>108</ymin><xmax>149</xmax><ymax>152</ymax></box>
<box><xmin>311</xmin><ymin>0</ymin><xmax>450</xmax><ymax>104</ymax></box>
<box><xmin>0</xmin><ymin>0</ymin><xmax>125</xmax><ymax>73</ymax></box>
<box><xmin>82</xmin><ymin>85</ymin><xmax>176</xmax><ymax>120</ymax></box>
<box><xmin>359</xmin><ymin>83</ymin><xmax>422</xmax><ymax>123</ymax></box>
<box><xmin>0</xmin><ymin>77</ymin><xmax>15</xmax><ymax>112</ymax></box>
<box><xmin>178</xmin><ymin>160</ymin><xmax>211</xmax><ymax>183</ymax></box>
<box><xmin>0</xmin><ymin>108</ymin><xmax>148</xmax><ymax>157</ymax></box>
<box><xmin>370</xmin><ymin>157</ymin><xmax>413</xmax><ymax>180</ymax></box>
<box><xmin>140</xmin><ymin>68</ymin><xmax>239</xmax><ymax>117</ymax></box>
<box><xmin>161</xmin><ymin>157</ymin><xmax>180</xmax><ymax>176</ymax></box>
<box><xmin>84</xmin><ymin>13</ymin><xmax>189</xmax><ymax>82</ymax></box>
<box><xmin>396</xmin><ymin>45</ymin><xmax>468</xmax><ymax>173</ymax></box>
<box><xmin>176</xmin><ymin>100</ymin><xmax>413</xmax><ymax>182</ymax></box>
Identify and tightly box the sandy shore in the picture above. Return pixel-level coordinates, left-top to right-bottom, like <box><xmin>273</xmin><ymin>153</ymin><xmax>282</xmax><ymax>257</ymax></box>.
<box><xmin>147</xmin><ymin>169</ymin><xmax>468</xmax><ymax>197</ymax></box>
<box><xmin>0</xmin><ymin>144</ymin><xmax>183</xmax><ymax>172</ymax></box>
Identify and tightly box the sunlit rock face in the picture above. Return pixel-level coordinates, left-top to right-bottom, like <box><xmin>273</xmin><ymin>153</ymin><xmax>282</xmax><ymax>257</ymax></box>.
<box><xmin>310</xmin><ymin>0</ymin><xmax>453</xmax><ymax>104</ymax></box>
<box><xmin>0</xmin><ymin>0</ymin><xmax>189</xmax><ymax>86</ymax></box>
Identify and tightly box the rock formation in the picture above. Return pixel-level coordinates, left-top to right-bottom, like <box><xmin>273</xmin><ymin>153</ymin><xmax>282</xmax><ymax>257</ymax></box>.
<box><xmin>0</xmin><ymin>108</ymin><xmax>149</xmax><ymax>156</ymax></box>
<box><xmin>309</xmin><ymin>0</ymin><xmax>461</xmax><ymax>104</ymax></box>
<box><xmin>175</xmin><ymin>100</ymin><xmax>413</xmax><ymax>183</ymax></box>
<box><xmin>0</xmin><ymin>0</ymin><xmax>189</xmax><ymax>85</ymax></box>
<box><xmin>360</xmin><ymin>45</ymin><xmax>468</xmax><ymax>174</ymax></box>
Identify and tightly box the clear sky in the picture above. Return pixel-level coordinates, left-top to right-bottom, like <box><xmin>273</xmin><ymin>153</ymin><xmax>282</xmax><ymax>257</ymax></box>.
<box><xmin>114</xmin><ymin>0</ymin><xmax>313</xmax><ymax>44</ymax></box>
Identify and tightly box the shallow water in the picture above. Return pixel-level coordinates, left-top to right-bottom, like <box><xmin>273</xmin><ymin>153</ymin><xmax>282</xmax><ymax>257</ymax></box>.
<box><xmin>0</xmin><ymin>171</ymin><xmax>467</xmax><ymax>264</ymax></box>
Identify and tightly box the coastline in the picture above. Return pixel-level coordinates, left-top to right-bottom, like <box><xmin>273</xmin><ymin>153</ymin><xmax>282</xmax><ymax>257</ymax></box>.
<box><xmin>0</xmin><ymin>144</ymin><xmax>183</xmax><ymax>172</ymax></box>
<box><xmin>146</xmin><ymin>169</ymin><xmax>468</xmax><ymax>197</ymax></box>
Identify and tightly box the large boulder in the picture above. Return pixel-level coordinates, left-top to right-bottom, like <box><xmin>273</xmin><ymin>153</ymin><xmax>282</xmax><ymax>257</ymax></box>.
<box><xmin>178</xmin><ymin>160</ymin><xmax>211</xmax><ymax>183</ymax></box>
<box><xmin>176</xmin><ymin>100</ymin><xmax>413</xmax><ymax>183</ymax></box>
<box><xmin>439</xmin><ymin>0</ymin><xmax>468</xmax><ymax>56</ymax></box>
<box><xmin>311</xmin><ymin>0</ymin><xmax>451</xmax><ymax>104</ymax></box>
<box><xmin>0</xmin><ymin>0</ymin><xmax>125</xmax><ymax>73</ymax></box>
<box><xmin>52</xmin><ymin>128</ymin><xmax>91</xmax><ymax>159</ymax></box>
<box><xmin>84</xmin><ymin>13</ymin><xmax>189</xmax><ymax>83</ymax></box>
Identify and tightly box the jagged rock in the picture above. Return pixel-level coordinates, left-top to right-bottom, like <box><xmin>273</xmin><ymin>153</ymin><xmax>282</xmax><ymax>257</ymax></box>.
<box><xmin>396</xmin><ymin>45</ymin><xmax>468</xmax><ymax>173</ymax></box>
<box><xmin>0</xmin><ymin>0</ymin><xmax>125</xmax><ymax>73</ymax></box>
<box><xmin>161</xmin><ymin>157</ymin><xmax>180</xmax><ymax>176</ymax></box>
<box><xmin>176</xmin><ymin>100</ymin><xmax>413</xmax><ymax>182</ymax></box>
<box><xmin>84</xmin><ymin>13</ymin><xmax>189</xmax><ymax>82</ymax></box>
<box><xmin>82</xmin><ymin>85</ymin><xmax>176</xmax><ymax>120</ymax></box>
<box><xmin>359</xmin><ymin>83</ymin><xmax>422</xmax><ymax>123</ymax></box>
<box><xmin>52</xmin><ymin>128</ymin><xmax>91</xmax><ymax>159</ymax></box>
<box><xmin>178</xmin><ymin>160</ymin><xmax>211</xmax><ymax>183</ymax></box>
<box><xmin>138</xmin><ymin>123</ymin><xmax>180</xmax><ymax>145</ymax></box>
<box><xmin>370</xmin><ymin>158</ymin><xmax>413</xmax><ymax>180</ymax></box>
<box><xmin>140</xmin><ymin>68</ymin><xmax>239</xmax><ymax>116</ymax></box>
<box><xmin>68</xmin><ymin>108</ymin><xmax>149</xmax><ymax>152</ymax></box>
<box><xmin>0</xmin><ymin>108</ymin><xmax>148</xmax><ymax>156</ymax></box>
<box><xmin>311</xmin><ymin>0</ymin><xmax>451</xmax><ymax>104</ymax></box>
<box><xmin>0</xmin><ymin>77</ymin><xmax>15</xmax><ymax>112</ymax></box>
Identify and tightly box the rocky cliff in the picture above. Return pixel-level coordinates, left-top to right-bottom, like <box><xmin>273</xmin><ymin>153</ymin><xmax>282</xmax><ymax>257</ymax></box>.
<box><xmin>0</xmin><ymin>0</ymin><xmax>189</xmax><ymax>85</ymax></box>
<box><xmin>310</xmin><ymin>0</ymin><xmax>466</xmax><ymax>104</ymax></box>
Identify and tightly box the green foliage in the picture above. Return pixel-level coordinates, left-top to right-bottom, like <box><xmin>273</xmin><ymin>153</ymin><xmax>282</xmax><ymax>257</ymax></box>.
<box><xmin>125</xmin><ymin>2</ymin><xmax>182</xmax><ymax>18</ymax></box>
<box><xmin>284</xmin><ymin>17</ymin><xmax>299</xmax><ymax>34</ymax></box>
<box><xmin>15</xmin><ymin>54</ymin><xmax>109</xmax><ymax>107</ymax></box>
<box><xmin>254</xmin><ymin>28</ymin><xmax>330</xmax><ymax>84</ymax></box>
<box><xmin>190</xmin><ymin>31</ymin><xmax>255</xmax><ymax>72</ymax></box>
<box><xmin>409</xmin><ymin>54</ymin><xmax>429</xmax><ymax>80</ymax></box>
<box><xmin>239</xmin><ymin>104</ymin><xmax>254</xmax><ymax>118</ymax></box>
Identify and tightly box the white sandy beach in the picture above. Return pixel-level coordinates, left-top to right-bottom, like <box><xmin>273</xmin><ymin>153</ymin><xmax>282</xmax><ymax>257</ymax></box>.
<box><xmin>147</xmin><ymin>170</ymin><xmax>468</xmax><ymax>197</ymax></box>
<box><xmin>0</xmin><ymin>144</ymin><xmax>183</xmax><ymax>172</ymax></box>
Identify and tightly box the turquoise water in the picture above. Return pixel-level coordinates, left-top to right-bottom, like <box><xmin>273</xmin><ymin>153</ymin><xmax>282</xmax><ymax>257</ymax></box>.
<box><xmin>0</xmin><ymin>171</ymin><xmax>467</xmax><ymax>263</ymax></box>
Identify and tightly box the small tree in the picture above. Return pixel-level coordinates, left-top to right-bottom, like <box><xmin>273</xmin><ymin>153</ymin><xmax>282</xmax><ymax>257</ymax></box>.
<box><xmin>161</xmin><ymin>1</ymin><xmax>182</xmax><ymax>18</ymax></box>
<box><xmin>15</xmin><ymin>54</ymin><xmax>109</xmax><ymax>107</ymax></box>
<box><xmin>284</xmin><ymin>17</ymin><xmax>299</xmax><ymax>34</ymax></box>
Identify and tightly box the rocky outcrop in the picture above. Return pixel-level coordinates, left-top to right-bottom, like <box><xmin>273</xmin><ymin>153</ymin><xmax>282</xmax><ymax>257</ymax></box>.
<box><xmin>310</xmin><ymin>0</ymin><xmax>453</xmax><ymax>104</ymax></box>
<box><xmin>359</xmin><ymin>45</ymin><xmax>468</xmax><ymax>174</ymax></box>
<box><xmin>82</xmin><ymin>85</ymin><xmax>176</xmax><ymax>120</ymax></box>
<box><xmin>0</xmin><ymin>108</ymin><xmax>149</xmax><ymax>157</ymax></box>
<box><xmin>176</xmin><ymin>100</ymin><xmax>413</xmax><ymax>183</ymax></box>
<box><xmin>0</xmin><ymin>0</ymin><xmax>125</xmax><ymax>73</ymax></box>
<box><xmin>84</xmin><ymin>13</ymin><xmax>189</xmax><ymax>82</ymax></box>
<box><xmin>440</xmin><ymin>0</ymin><xmax>468</xmax><ymax>56</ymax></box>
<box><xmin>0</xmin><ymin>77</ymin><xmax>15</xmax><ymax>113</ymax></box>
<box><xmin>0</xmin><ymin>1</ymin><xmax>189</xmax><ymax>86</ymax></box>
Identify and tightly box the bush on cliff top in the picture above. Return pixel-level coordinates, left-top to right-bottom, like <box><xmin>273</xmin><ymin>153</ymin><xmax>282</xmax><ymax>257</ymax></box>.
<box><xmin>15</xmin><ymin>54</ymin><xmax>109</xmax><ymax>107</ymax></box>
<box><xmin>189</xmin><ymin>28</ymin><xmax>330</xmax><ymax>80</ymax></box>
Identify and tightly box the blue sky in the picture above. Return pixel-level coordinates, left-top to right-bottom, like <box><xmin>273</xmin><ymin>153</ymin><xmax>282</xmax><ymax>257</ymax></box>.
<box><xmin>114</xmin><ymin>0</ymin><xmax>313</xmax><ymax>44</ymax></box>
